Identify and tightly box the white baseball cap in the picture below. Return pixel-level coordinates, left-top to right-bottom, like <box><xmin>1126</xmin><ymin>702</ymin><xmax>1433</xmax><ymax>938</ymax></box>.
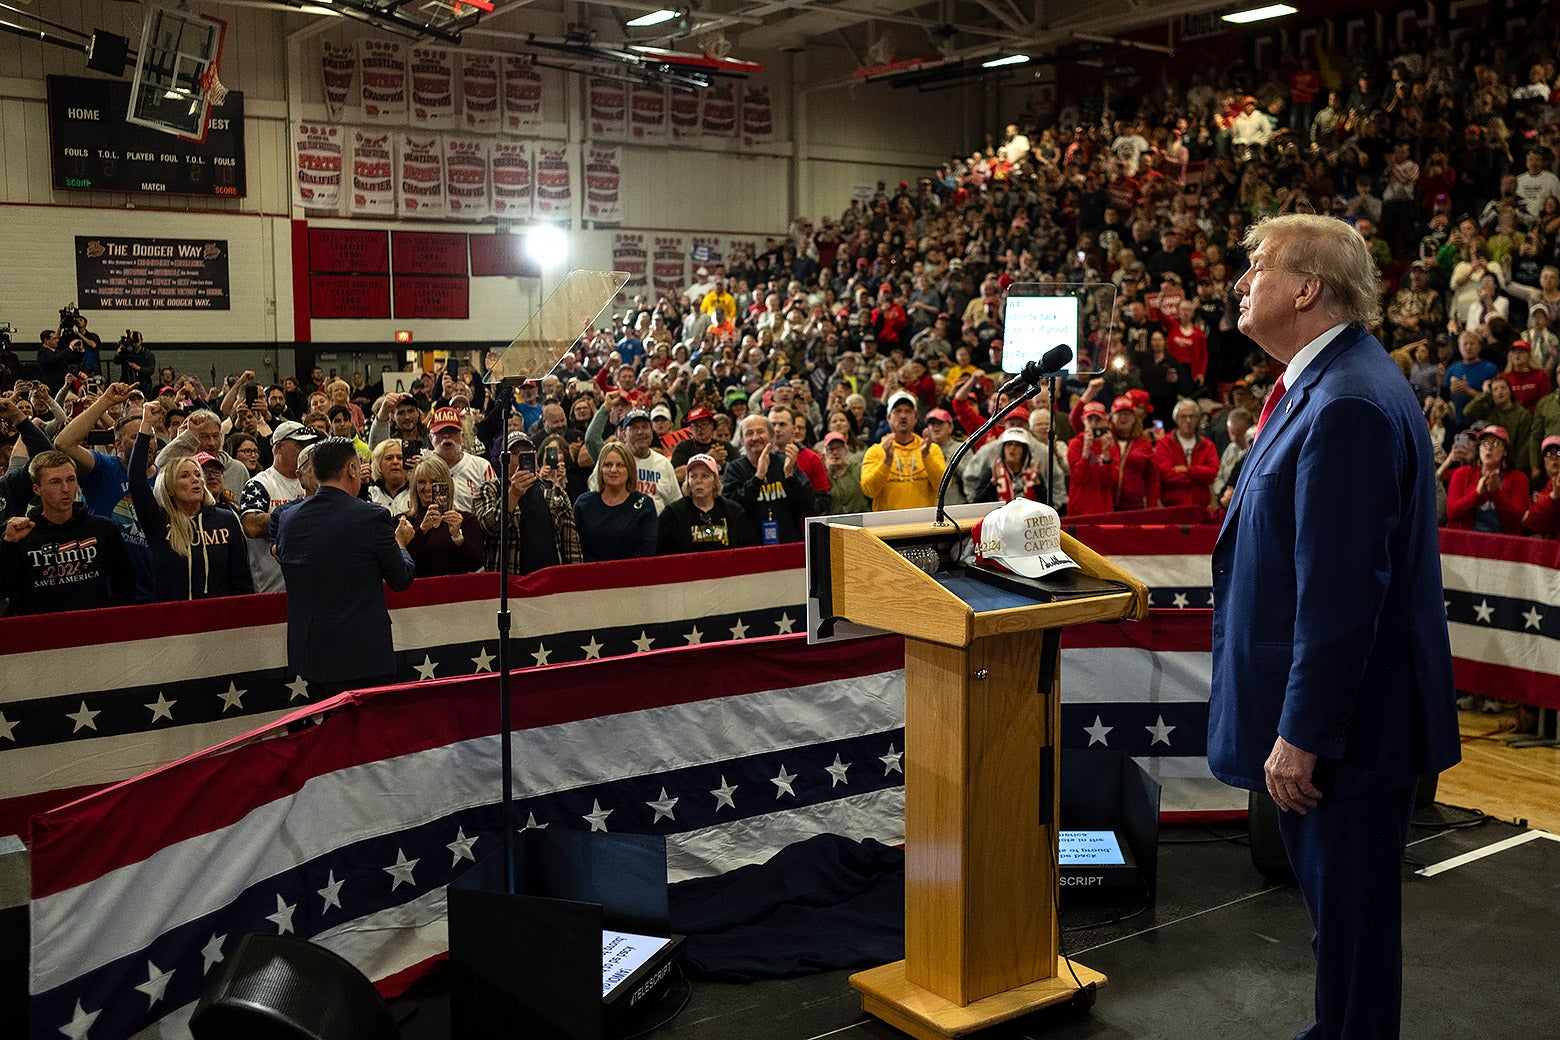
<box><xmin>970</xmin><ymin>499</ymin><xmax>1078</xmax><ymax>579</ymax></box>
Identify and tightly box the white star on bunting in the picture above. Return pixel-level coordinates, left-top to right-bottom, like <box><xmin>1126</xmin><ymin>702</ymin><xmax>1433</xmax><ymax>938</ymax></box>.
<box><xmin>728</xmin><ymin>618</ymin><xmax>749</xmax><ymax>640</ymax></box>
<box><xmin>825</xmin><ymin>754</ymin><xmax>851</xmax><ymax>787</ymax></box>
<box><xmin>647</xmin><ymin>788</ymin><xmax>678</xmax><ymax>823</ymax></box>
<box><xmin>265</xmin><ymin>893</ymin><xmax>297</xmax><ymax>934</ymax></box>
<box><xmin>632</xmin><ymin>631</ymin><xmax>656</xmax><ymax>653</ymax></box>
<box><xmin>879</xmin><ymin>743</ymin><xmax>903</xmax><ymax>775</ymax></box>
<box><xmin>1171</xmin><ymin>592</ymin><xmax>1189</xmax><ymax>609</ymax></box>
<box><xmin>683</xmin><ymin>625</ymin><xmax>703</xmax><ymax>645</ymax></box>
<box><xmin>711</xmin><ymin>775</ymin><xmax>738</xmax><ymax>810</ymax></box>
<box><xmin>1145</xmin><ymin>715</ymin><xmax>1176</xmax><ymax>747</ymax></box>
<box><xmin>384</xmin><ymin>849</ymin><xmax>419</xmax><ymax>890</ymax></box>
<box><xmin>66</xmin><ymin>701</ymin><xmax>100</xmax><ymax>733</ymax></box>
<box><xmin>0</xmin><ymin>711</ymin><xmax>15</xmax><ymax>742</ymax></box>
<box><xmin>1084</xmin><ymin>715</ymin><xmax>1113</xmax><ymax>747</ymax></box>
<box><xmin>580</xmin><ymin>635</ymin><xmax>604</xmax><ymax>660</ymax></box>
<box><xmin>1521</xmin><ymin>605</ymin><xmax>1544</xmax><ymax>631</ymax></box>
<box><xmin>583</xmin><ymin>799</ymin><xmax>613</xmax><ymax>831</ymax></box>
<box><xmin>471</xmin><ymin>647</ymin><xmax>496</xmax><ymax>672</ymax></box>
<box><xmin>285</xmin><ymin>675</ymin><xmax>312</xmax><ymax>701</ymax></box>
<box><xmin>413</xmin><ymin>656</ymin><xmax>438</xmax><ymax>681</ymax></box>
<box><xmin>771</xmin><ymin>764</ymin><xmax>798</xmax><ymax>798</ymax></box>
<box><xmin>448</xmin><ymin>827</ymin><xmax>479</xmax><ymax>866</ymax></box>
<box><xmin>134</xmin><ymin>960</ymin><xmax>175</xmax><ymax>1006</ymax></box>
<box><xmin>144</xmin><ymin>692</ymin><xmax>176</xmax><ymax>723</ymax></box>
<box><xmin>60</xmin><ymin>999</ymin><xmax>100</xmax><ymax>1040</ymax></box>
<box><xmin>775</xmin><ymin>612</ymin><xmax>796</xmax><ymax>634</ymax></box>
<box><xmin>531</xmin><ymin>643</ymin><xmax>552</xmax><ymax>667</ymax></box>
<box><xmin>218</xmin><ymin>681</ymin><xmax>246</xmax><ymax>712</ymax></box>
<box><xmin>200</xmin><ymin>933</ymin><xmax>226</xmax><ymax>974</ymax></box>
<box><xmin>522</xmin><ymin>812</ymin><xmax>549</xmax><ymax>830</ymax></box>
<box><xmin>1473</xmin><ymin>599</ymin><xmax>1495</xmax><ymax>624</ymax></box>
<box><xmin>318</xmin><ymin>870</ymin><xmax>345</xmax><ymax>911</ymax></box>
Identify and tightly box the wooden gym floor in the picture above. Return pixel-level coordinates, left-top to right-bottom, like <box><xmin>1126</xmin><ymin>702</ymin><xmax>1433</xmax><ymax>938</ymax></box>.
<box><xmin>1437</xmin><ymin>707</ymin><xmax>1560</xmax><ymax>834</ymax></box>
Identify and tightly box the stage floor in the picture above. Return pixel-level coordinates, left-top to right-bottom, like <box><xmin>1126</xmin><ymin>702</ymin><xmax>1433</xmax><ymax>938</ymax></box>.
<box><xmin>400</xmin><ymin>810</ymin><xmax>1560</xmax><ymax>1040</ymax></box>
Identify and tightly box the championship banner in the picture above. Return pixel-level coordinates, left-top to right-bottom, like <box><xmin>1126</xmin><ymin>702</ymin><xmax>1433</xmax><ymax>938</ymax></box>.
<box><xmin>741</xmin><ymin>84</ymin><xmax>774</xmax><ymax>145</ymax></box>
<box><xmin>612</xmin><ymin>232</ymin><xmax>648</xmax><ymax>298</ymax></box>
<box><xmin>358</xmin><ymin>38</ymin><xmax>407</xmax><ymax>123</ymax></box>
<box><xmin>653</xmin><ymin>234</ymin><xmax>687</xmax><ymax>294</ymax></box>
<box><xmin>490</xmin><ymin>139</ymin><xmax>533</xmax><ymax>218</ymax></box>
<box><xmin>588</xmin><ymin>77</ymin><xmax>628</xmax><ymax>138</ymax></box>
<box><xmin>669</xmin><ymin>87</ymin><xmax>700</xmax><ymax>139</ymax></box>
<box><xmin>534</xmin><ymin>143</ymin><xmax>571</xmax><ymax>218</ymax></box>
<box><xmin>395</xmin><ymin>133</ymin><xmax>446</xmax><ymax>218</ymax></box>
<box><xmin>502</xmin><ymin>56</ymin><xmax>543</xmax><ymax>130</ymax></box>
<box><xmin>444</xmin><ymin>137</ymin><xmax>491</xmax><ymax>219</ymax></box>
<box><xmin>293</xmin><ymin>122</ymin><xmax>342</xmax><ymax>209</ymax></box>
<box><xmin>630</xmin><ymin>84</ymin><xmax>668</xmax><ymax>141</ymax></box>
<box><xmin>726</xmin><ymin>236</ymin><xmax>760</xmax><ymax>269</ymax></box>
<box><xmin>584</xmin><ymin>144</ymin><xmax>622</xmax><ymax>225</ymax></box>
<box><xmin>350</xmin><ymin>129</ymin><xmax>395</xmax><ymax>214</ymax></box>
<box><xmin>320</xmin><ymin>41</ymin><xmax>356</xmax><ymax>122</ymax></box>
<box><xmin>28</xmin><ymin>636</ymin><xmax>909</xmax><ymax>1040</ymax></box>
<box><xmin>700</xmin><ymin>84</ymin><xmax>737</xmax><ymax>138</ymax></box>
<box><xmin>460</xmin><ymin>51</ymin><xmax>501</xmax><ymax>133</ymax></box>
<box><xmin>408</xmin><ymin>45</ymin><xmax>456</xmax><ymax>127</ymax></box>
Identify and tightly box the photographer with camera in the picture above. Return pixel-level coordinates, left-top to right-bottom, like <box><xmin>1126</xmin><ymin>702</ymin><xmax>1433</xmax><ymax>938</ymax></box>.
<box><xmin>113</xmin><ymin>330</ymin><xmax>156</xmax><ymax>394</ymax></box>
<box><xmin>36</xmin><ymin>326</ymin><xmax>83</xmax><ymax>395</ymax></box>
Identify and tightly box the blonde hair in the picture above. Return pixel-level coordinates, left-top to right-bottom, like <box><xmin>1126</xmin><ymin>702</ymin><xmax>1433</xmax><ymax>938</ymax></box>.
<box><xmin>1242</xmin><ymin>215</ymin><xmax>1381</xmax><ymax>326</ymax></box>
<box><xmin>594</xmin><ymin>441</ymin><xmax>636</xmax><ymax>487</ymax></box>
<box><xmin>407</xmin><ymin>455</ymin><xmax>453</xmax><ymax>522</ymax></box>
<box><xmin>157</xmin><ymin>456</ymin><xmax>216</xmax><ymax>560</ymax></box>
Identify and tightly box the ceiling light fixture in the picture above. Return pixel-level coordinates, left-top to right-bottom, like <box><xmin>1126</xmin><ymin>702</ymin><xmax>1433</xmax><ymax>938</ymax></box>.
<box><xmin>626</xmin><ymin>9</ymin><xmax>679</xmax><ymax>27</ymax></box>
<box><xmin>1221</xmin><ymin>4</ymin><xmax>1297</xmax><ymax>24</ymax></box>
<box><xmin>980</xmin><ymin>54</ymin><xmax>1029</xmax><ymax>68</ymax></box>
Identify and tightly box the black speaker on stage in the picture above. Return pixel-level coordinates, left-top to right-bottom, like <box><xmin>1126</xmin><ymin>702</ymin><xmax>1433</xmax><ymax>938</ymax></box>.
<box><xmin>1247</xmin><ymin>789</ymin><xmax>1294</xmax><ymax>885</ymax></box>
<box><xmin>190</xmin><ymin>934</ymin><xmax>399</xmax><ymax>1040</ymax></box>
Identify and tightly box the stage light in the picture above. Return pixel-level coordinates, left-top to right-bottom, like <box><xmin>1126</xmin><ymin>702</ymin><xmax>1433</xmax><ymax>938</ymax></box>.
<box><xmin>524</xmin><ymin>224</ymin><xmax>569</xmax><ymax>269</ymax></box>
<box><xmin>981</xmin><ymin>54</ymin><xmax>1030</xmax><ymax>69</ymax></box>
<box><xmin>627</xmin><ymin>9</ymin><xmax>679</xmax><ymax>27</ymax></box>
<box><xmin>1221</xmin><ymin>5</ymin><xmax>1297</xmax><ymax>24</ymax></box>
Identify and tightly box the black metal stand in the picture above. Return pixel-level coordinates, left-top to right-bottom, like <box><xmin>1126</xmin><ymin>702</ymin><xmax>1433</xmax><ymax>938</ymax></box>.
<box><xmin>491</xmin><ymin>381</ymin><xmax>517</xmax><ymax>896</ymax></box>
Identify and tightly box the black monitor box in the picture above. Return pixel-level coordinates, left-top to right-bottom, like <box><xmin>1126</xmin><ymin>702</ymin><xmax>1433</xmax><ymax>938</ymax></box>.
<box><xmin>1059</xmin><ymin>748</ymin><xmax>1161</xmax><ymax>905</ymax></box>
<box><xmin>447</xmin><ymin>830</ymin><xmax>682</xmax><ymax>1040</ymax></box>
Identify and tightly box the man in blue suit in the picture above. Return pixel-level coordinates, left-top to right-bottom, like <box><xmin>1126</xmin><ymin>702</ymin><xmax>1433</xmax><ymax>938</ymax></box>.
<box><xmin>276</xmin><ymin>437</ymin><xmax>416</xmax><ymax>694</ymax></box>
<box><xmin>1208</xmin><ymin>215</ymin><xmax>1461</xmax><ymax>1040</ymax></box>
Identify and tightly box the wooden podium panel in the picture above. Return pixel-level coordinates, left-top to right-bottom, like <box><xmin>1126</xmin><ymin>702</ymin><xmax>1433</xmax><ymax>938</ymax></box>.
<box><xmin>822</xmin><ymin>518</ymin><xmax>1145</xmax><ymax>1039</ymax></box>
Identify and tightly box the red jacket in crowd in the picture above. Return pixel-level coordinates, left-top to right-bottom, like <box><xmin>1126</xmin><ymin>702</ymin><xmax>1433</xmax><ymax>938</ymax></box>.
<box><xmin>1153</xmin><ymin>434</ymin><xmax>1220</xmax><ymax>508</ymax></box>
<box><xmin>1445</xmin><ymin>466</ymin><xmax>1531</xmax><ymax>534</ymax></box>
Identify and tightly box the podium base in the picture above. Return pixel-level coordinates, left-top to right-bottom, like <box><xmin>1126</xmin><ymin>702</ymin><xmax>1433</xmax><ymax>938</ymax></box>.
<box><xmin>849</xmin><ymin>958</ymin><xmax>1106</xmax><ymax>1040</ymax></box>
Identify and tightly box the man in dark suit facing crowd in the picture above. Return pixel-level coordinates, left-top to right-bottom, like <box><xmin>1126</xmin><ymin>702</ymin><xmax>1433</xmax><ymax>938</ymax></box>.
<box><xmin>1208</xmin><ymin>215</ymin><xmax>1461</xmax><ymax>1040</ymax></box>
<box><xmin>276</xmin><ymin>437</ymin><xmax>416</xmax><ymax>694</ymax></box>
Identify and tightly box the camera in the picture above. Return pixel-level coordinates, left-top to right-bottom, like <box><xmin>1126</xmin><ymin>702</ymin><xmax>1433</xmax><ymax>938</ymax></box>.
<box><xmin>59</xmin><ymin>303</ymin><xmax>81</xmax><ymax>330</ymax></box>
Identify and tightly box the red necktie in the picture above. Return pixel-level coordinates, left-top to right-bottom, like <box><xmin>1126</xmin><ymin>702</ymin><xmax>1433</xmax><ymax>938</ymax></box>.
<box><xmin>1253</xmin><ymin>374</ymin><xmax>1287</xmax><ymax>440</ymax></box>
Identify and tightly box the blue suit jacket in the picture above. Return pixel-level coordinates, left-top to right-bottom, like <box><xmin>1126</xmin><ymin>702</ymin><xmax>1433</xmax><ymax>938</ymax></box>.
<box><xmin>275</xmin><ymin>487</ymin><xmax>416</xmax><ymax>685</ymax></box>
<box><xmin>1207</xmin><ymin>325</ymin><xmax>1461</xmax><ymax>798</ymax></box>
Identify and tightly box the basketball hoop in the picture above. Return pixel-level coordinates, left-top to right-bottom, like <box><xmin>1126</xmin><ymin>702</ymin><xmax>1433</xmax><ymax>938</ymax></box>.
<box><xmin>200</xmin><ymin>65</ymin><xmax>229</xmax><ymax>107</ymax></box>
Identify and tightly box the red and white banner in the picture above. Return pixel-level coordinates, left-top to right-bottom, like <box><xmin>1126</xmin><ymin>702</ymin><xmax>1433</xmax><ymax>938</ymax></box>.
<box><xmin>669</xmin><ymin>87</ymin><xmax>700</xmax><ymax>139</ymax></box>
<box><xmin>502</xmin><ymin>56</ymin><xmax>544</xmax><ymax>130</ymax></box>
<box><xmin>1439</xmin><ymin>529</ymin><xmax>1560</xmax><ymax>709</ymax></box>
<box><xmin>491</xmin><ymin>139</ymin><xmax>533</xmax><ymax>218</ymax></box>
<box><xmin>396</xmin><ymin>133</ymin><xmax>446</xmax><ymax>217</ymax></box>
<box><xmin>630</xmin><ymin>84</ymin><xmax>668</xmax><ymax>141</ymax></box>
<box><xmin>612</xmin><ymin>232</ymin><xmax>648</xmax><ymax>298</ymax></box>
<box><xmin>534</xmin><ymin>143</ymin><xmax>571</xmax><ymax>218</ymax></box>
<box><xmin>460</xmin><ymin>51</ymin><xmax>502</xmax><ymax>133</ymax></box>
<box><xmin>741</xmin><ymin>83</ymin><xmax>775</xmax><ymax>145</ymax></box>
<box><xmin>351</xmin><ymin>129</ymin><xmax>395</xmax><ymax>214</ymax></box>
<box><xmin>701</xmin><ymin>84</ymin><xmax>737</xmax><ymax>138</ymax></box>
<box><xmin>358</xmin><ymin>38</ymin><xmax>407</xmax><ymax>123</ymax></box>
<box><xmin>726</xmin><ymin>236</ymin><xmax>760</xmax><ymax>269</ymax></box>
<box><xmin>588</xmin><ymin>77</ymin><xmax>628</xmax><ymax>138</ymax></box>
<box><xmin>320</xmin><ymin>41</ymin><xmax>356</xmax><ymax>122</ymax></box>
<box><xmin>293</xmin><ymin>122</ymin><xmax>342</xmax><ymax>209</ymax></box>
<box><xmin>584</xmin><ymin>144</ymin><xmax>622</xmax><ymax>225</ymax></box>
<box><xmin>653</xmin><ymin>234</ymin><xmax>687</xmax><ymax>294</ymax></box>
<box><xmin>444</xmin><ymin>137</ymin><xmax>491</xmax><ymax>219</ymax></box>
<box><xmin>409</xmin><ymin>45</ymin><xmax>456</xmax><ymax>127</ymax></box>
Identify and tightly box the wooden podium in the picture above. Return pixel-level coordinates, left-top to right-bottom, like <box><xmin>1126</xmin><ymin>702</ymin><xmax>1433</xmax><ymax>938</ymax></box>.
<box><xmin>821</xmin><ymin>519</ymin><xmax>1147</xmax><ymax>1040</ymax></box>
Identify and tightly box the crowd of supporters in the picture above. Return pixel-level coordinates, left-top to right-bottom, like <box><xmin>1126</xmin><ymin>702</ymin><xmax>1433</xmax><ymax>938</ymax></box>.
<box><xmin>4</xmin><ymin>20</ymin><xmax>1560</xmax><ymax>620</ymax></box>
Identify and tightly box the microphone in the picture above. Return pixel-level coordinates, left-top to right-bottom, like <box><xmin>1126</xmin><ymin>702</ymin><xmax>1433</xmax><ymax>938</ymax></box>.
<box><xmin>997</xmin><ymin>344</ymin><xmax>1073</xmax><ymax>396</ymax></box>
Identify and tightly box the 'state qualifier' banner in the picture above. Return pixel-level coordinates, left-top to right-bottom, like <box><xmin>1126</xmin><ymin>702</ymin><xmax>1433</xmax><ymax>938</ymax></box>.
<box><xmin>75</xmin><ymin>236</ymin><xmax>231</xmax><ymax>310</ymax></box>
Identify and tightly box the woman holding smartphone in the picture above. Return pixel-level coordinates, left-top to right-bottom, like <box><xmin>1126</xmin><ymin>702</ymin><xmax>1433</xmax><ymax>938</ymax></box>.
<box><xmin>403</xmin><ymin>455</ymin><xmax>484</xmax><ymax>575</ymax></box>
